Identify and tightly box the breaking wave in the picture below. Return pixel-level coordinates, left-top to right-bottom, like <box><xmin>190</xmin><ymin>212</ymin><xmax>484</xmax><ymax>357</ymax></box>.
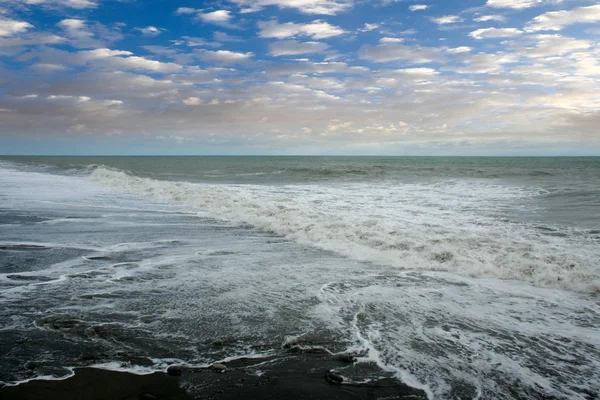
<box><xmin>89</xmin><ymin>166</ymin><xmax>599</xmax><ymax>293</ymax></box>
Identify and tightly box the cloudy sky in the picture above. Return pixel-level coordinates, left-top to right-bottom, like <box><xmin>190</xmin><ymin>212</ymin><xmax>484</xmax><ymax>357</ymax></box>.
<box><xmin>1</xmin><ymin>0</ymin><xmax>599</xmax><ymax>155</ymax></box>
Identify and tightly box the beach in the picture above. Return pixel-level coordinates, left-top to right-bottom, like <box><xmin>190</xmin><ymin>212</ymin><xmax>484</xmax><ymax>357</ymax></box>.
<box><xmin>1</xmin><ymin>352</ymin><xmax>430</xmax><ymax>399</ymax></box>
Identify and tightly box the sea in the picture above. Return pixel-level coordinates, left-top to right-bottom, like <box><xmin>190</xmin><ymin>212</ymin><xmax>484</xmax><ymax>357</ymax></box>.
<box><xmin>0</xmin><ymin>156</ymin><xmax>598</xmax><ymax>399</ymax></box>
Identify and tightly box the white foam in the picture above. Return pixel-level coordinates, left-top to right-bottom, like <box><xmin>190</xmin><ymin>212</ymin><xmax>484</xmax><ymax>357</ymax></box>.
<box><xmin>89</xmin><ymin>166</ymin><xmax>599</xmax><ymax>293</ymax></box>
<box><xmin>1</xmin><ymin>370</ymin><xmax>76</xmax><ymax>387</ymax></box>
<box><xmin>317</xmin><ymin>271</ymin><xmax>600</xmax><ymax>399</ymax></box>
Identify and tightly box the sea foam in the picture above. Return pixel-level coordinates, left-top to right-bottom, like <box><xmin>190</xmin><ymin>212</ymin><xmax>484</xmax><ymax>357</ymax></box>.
<box><xmin>90</xmin><ymin>166</ymin><xmax>599</xmax><ymax>293</ymax></box>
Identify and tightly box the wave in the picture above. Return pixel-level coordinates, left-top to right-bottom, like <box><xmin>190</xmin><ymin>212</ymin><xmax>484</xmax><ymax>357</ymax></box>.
<box><xmin>89</xmin><ymin>166</ymin><xmax>599</xmax><ymax>293</ymax></box>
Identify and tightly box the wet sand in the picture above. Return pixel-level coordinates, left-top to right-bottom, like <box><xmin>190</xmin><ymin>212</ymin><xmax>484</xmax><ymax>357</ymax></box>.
<box><xmin>1</xmin><ymin>353</ymin><xmax>428</xmax><ymax>399</ymax></box>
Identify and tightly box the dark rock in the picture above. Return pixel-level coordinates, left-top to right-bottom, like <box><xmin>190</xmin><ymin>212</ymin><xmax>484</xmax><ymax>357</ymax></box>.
<box><xmin>324</xmin><ymin>372</ymin><xmax>343</xmax><ymax>384</ymax></box>
<box><xmin>6</xmin><ymin>274</ymin><xmax>52</xmax><ymax>281</ymax></box>
<box><xmin>334</xmin><ymin>353</ymin><xmax>356</xmax><ymax>363</ymax></box>
<box><xmin>166</xmin><ymin>365</ymin><xmax>183</xmax><ymax>376</ymax></box>
<box><xmin>212</xmin><ymin>338</ymin><xmax>235</xmax><ymax>347</ymax></box>
<box><xmin>211</xmin><ymin>363</ymin><xmax>226</xmax><ymax>372</ymax></box>
<box><xmin>85</xmin><ymin>255</ymin><xmax>112</xmax><ymax>260</ymax></box>
<box><xmin>24</xmin><ymin>361</ymin><xmax>37</xmax><ymax>370</ymax></box>
<box><xmin>139</xmin><ymin>394</ymin><xmax>158</xmax><ymax>400</ymax></box>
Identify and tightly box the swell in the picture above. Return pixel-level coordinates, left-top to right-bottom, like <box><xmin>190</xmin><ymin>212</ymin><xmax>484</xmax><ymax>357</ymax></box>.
<box><xmin>89</xmin><ymin>166</ymin><xmax>599</xmax><ymax>293</ymax></box>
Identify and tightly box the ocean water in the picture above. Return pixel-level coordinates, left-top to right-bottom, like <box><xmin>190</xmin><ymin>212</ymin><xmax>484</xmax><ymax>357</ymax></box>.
<box><xmin>0</xmin><ymin>156</ymin><xmax>598</xmax><ymax>399</ymax></box>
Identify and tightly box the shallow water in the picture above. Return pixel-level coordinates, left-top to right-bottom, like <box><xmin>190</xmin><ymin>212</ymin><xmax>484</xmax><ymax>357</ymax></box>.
<box><xmin>0</xmin><ymin>156</ymin><xmax>598</xmax><ymax>399</ymax></box>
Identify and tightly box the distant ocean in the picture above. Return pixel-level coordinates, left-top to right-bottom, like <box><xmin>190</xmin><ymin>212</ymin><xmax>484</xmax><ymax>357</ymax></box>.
<box><xmin>1</xmin><ymin>156</ymin><xmax>599</xmax><ymax>399</ymax></box>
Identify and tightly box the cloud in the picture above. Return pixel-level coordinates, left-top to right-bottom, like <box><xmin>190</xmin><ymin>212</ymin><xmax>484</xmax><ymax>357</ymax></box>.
<box><xmin>107</xmin><ymin>56</ymin><xmax>183</xmax><ymax>73</ymax></box>
<box><xmin>516</xmin><ymin>34</ymin><xmax>592</xmax><ymax>58</ymax></box>
<box><xmin>446</xmin><ymin>46</ymin><xmax>472</xmax><ymax>54</ymax></box>
<box><xmin>136</xmin><ymin>26</ymin><xmax>162</xmax><ymax>37</ymax></box>
<box><xmin>379</xmin><ymin>37</ymin><xmax>403</xmax><ymax>43</ymax></box>
<box><xmin>409</xmin><ymin>4</ymin><xmax>429</xmax><ymax>11</ymax></box>
<box><xmin>0</xmin><ymin>18</ymin><xmax>33</xmax><ymax>37</ymax></box>
<box><xmin>29</xmin><ymin>63</ymin><xmax>68</xmax><ymax>72</ymax></box>
<box><xmin>451</xmin><ymin>52</ymin><xmax>518</xmax><ymax>74</ymax></box>
<box><xmin>265</xmin><ymin>60</ymin><xmax>369</xmax><ymax>76</ymax></box>
<box><xmin>174</xmin><ymin>7</ymin><xmax>196</xmax><ymax>15</ymax></box>
<box><xmin>18</xmin><ymin>0</ymin><xmax>98</xmax><ymax>9</ymax></box>
<box><xmin>525</xmin><ymin>5</ymin><xmax>600</xmax><ymax>32</ymax></box>
<box><xmin>359</xmin><ymin>42</ymin><xmax>445</xmax><ymax>63</ymax></box>
<box><xmin>469</xmin><ymin>27</ymin><xmax>523</xmax><ymax>39</ymax></box>
<box><xmin>74</xmin><ymin>48</ymin><xmax>132</xmax><ymax>62</ymax></box>
<box><xmin>183</xmin><ymin>96</ymin><xmax>201</xmax><ymax>105</ymax></box>
<box><xmin>431</xmin><ymin>15</ymin><xmax>463</xmax><ymax>25</ymax></box>
<box><xmin>69</xmin><ymin>48</ymin><xmax>183</xmax><ymax>72</ymax></box>
<box><xmin>486</xmin><ymin>0</ymin><xmax>542</xmax><ymax>9</ymax></box>
<box><xmin>228</xmin><ymin>0</ymin><xmax>353</xmax><ymax>15</ymax></box>
<box><xmin>393</xmin><ymin>67</ymin><xmax>439</xmax><ymax>80</ymax></box>
<box><xmin>56</xmin><ymin>18</ymin><xmax>122</xmax><ymax>48</ymax></box>
<box><xmin>0</xmin><ymin>32</ymin><xmax>65</xmax><ymax>48</ymax></box>
<box><xmin>258</xmin><ymin>20</ymin><xmax>345</xmax><ymax>39</ymax></box>
<box><xmin>213</xmin><ymin>31</ymin><xmax>244</xmax><ymax>42</ymax></box>
<box><xmin>359</xmin><ymin>23</ymin><xmax>379</xmax><ymax>32</ymax></box>
<box><xmin>266</xmin><ymin>81</ymin><xmax>340</xmax><ymax>101</ymax></box>
<box><xmin>197</xmin><ymin>49</ymin><xmax>254</xmax><ymax>63</ymax></box>
<box><xmin>57</xmin><ymin>18</ymin><xmax>85</xmax><ymax>31</ymax></box>
<box><xmin>171</xmin><ymin>36</ymin><xmax>220</xmax><ymax>47</ymax></box>
<box><xmin>197</xmin><ymin>10</ymin><xmax>234</xmax><ymax>26</ymax></box>
<box><xmin>474</xmin><ymin>15</ymin><xmax>506</xmax><ymax>22</ymax></box>
<box><xmin>269</xmin><ymin>40</ymin><xmax>329</xmax><ymax>56</ymax></box>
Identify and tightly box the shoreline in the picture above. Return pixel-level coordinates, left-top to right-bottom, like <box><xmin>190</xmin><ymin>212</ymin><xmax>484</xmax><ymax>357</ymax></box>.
<box><xmin>0</xmin><ymin>353</ymin><xmax>429</xmax><ymax>399</ymax></box>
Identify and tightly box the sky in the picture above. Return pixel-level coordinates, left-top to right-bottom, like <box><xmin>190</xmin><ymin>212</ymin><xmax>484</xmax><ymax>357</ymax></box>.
<box><xmin>0</xmin><ymin>0</ymin><xmax>599</xmax><ymax>155</ymax></box>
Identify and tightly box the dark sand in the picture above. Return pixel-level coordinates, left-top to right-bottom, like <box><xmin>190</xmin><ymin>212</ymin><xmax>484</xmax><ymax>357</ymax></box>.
<box><xmin>0</xmin><ymin>353</ymin><xmax>428</xmax><ymax>399</ymax></box>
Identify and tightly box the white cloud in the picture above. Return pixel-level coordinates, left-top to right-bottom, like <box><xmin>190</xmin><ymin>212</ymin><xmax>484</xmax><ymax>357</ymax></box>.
<box><xmin>446</xmin><ymin>46</ymin><xmax>472</xmax><ymax>54</ymax></box>
<box><xmin>109</xmin><ymin>56</ymin><xmax>182</xmax><ymax>73</ymax></box>
<box><xmin>517</xmin><ymin>34</ymin><xmax>592</xmax><ymax>58</ymax></box>
<box><xmin>269</xmin><ymin>40</ymin><xmax>329</xmax><ymax>56</ymax></box>
<box><xmin>75</xmin><ymin>48</ymin><xmax>132</xmax><ymax>63</ymax></box>
<box><xmin>394</xmin><ymin>67</ymin><xmax>439</xmax><ymax>80</ymax></box>
<box><xmin>228</xmin><ymin>0</ymin><xmax>353</xmax><ymax>15</ymax></box>
<box><xmin>267</xmin><ymin>81</ymin><xmax>340</xmax><ymax>101</ymax></box>
<box><xmin>57</xmin><ymin>18</ymin><xmax>85</xmax><ymax>31</ymax></box>
<box><xmin>359</xmin><ymin>42</ymin><xmax>445</xmax><ymax>63</ymax></box>
<box><xmin>171</xmin><ymin>36</ymin><xmax>219</xmax><ymax>47</ymax></box>
<box><xmin>197</xmin><ymin>10</ymin><xmax>233</xmax><ymax>25</ymax></box>
<box><xmin>452</xmin><ymin>52</ymin><xmax>518</xmax><ymax>74</ymax></box>
<box><xmin>56</xmin><ymin>18</ymin><xmax>121</xmax><ymax>48</ymax></box>
<box><xmin>183</xmin><ymin>96</ymin><xmax>201</xmax><ymax>105</ymax></box>
<box><xmin>431</xmin><ymin>15</ymin><xmax>463</xmax><ymax>25</ymax></box>
<box><xmin>136</xmin><ymin>26</ymin><xmax>162</xmax><ymax>37</ymax></box>
<box><xmin>29</xmin><ymin>63</ymin><xmax>67</xmax><ymax>72</ymax></box>
<box><xmin>72</xmin><ymin>48</ymin><xmax>183</xmax><ymax>73</ymax></box>
<box><xmin>197</xmin><ymin>49</ymin><xmax>254</xmax><ymax>63</ymax></box>
<box><xmin>486</xmin><ymin>0</ymin><xmax>542</xmax><ymax>9</ymax></box>
<box><xmin>0</xmin><ymin>18</ymin><xmax>33</xmax><ymax>37</ymax></box>
<box><xmin>175</xmin><ymin>7</ymin><xmax>197</xmax><ymax>15</ymax></box>
<box><xmin>469</xmin><ymin>27</ymin><xmax>523</xmax><ymax>39</ymax></box>
<box><xmin>19</xmin><ymin>0</ymin><xmax>97</xmax><ymax>8</ymax></box>
<box><xmin>409</xmin><ymin>4</ymin><xmax>429</xmax><ymax>11</ymax></box>
<box><xmin>258</xmin><ymin>20</ymin><xmax>345</xmax><ymax>39</ymax></box>
<box><xmin>379</xmin><ymin>37</ymin><xmax>403</xmax><ymax>43</ymax></box>
<box><xmin>525</xmin><ymin>5</ymin><xmax>600</xmax><ymax>32</ymax></box>
<box><xmin>0</xmin><ymin>32</ymin><xmax>65</xmax><ymax>47</ymax></box>
<box><xmin>474</xmin><ymin>15</ymin><xmax>506</xmax><ymax>22</ymax></box>
<box><xmin>174</xmin><ymin>7</ymin><xmax>196</xmax><ymax>14</ymax></box>
<box><xmin>359</xmin><ymin>23</ymin><xmax>379</xmax><ymax>32</ymax></box>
